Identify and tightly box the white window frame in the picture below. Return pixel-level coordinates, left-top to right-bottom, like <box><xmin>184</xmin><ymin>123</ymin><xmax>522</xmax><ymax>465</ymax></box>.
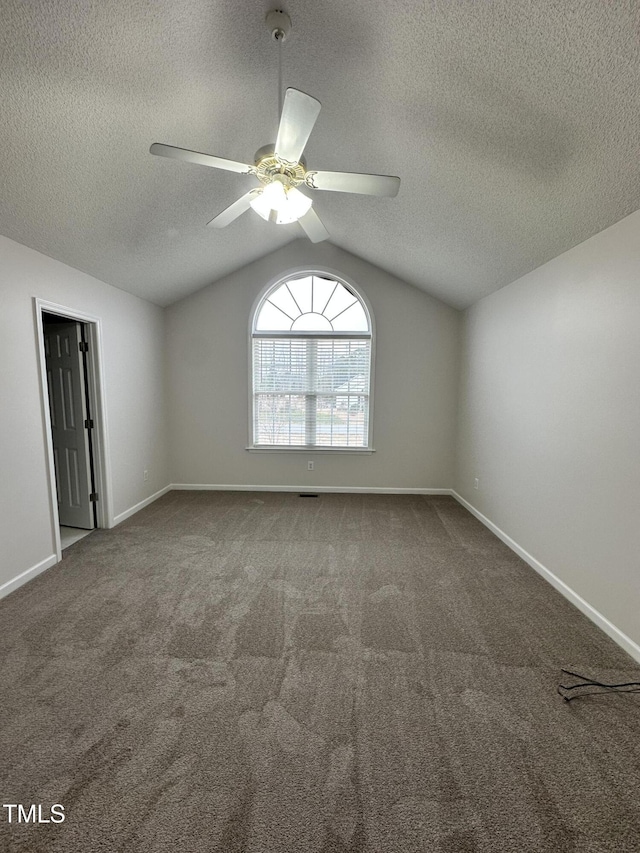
<box><xmin>247</xmin><ymin>267</ymin><xmax>375</xmax><ymax>453</ymax></box>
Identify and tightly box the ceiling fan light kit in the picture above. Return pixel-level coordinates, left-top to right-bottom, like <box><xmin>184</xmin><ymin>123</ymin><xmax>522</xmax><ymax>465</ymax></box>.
<box><xmin>250</xmin><ymin>179</ymin><xmax>312</xmax><ymax>224</ymax></box>
<box><xmin>150</xmin><ymin>10</ymin><xmax>400</xmax><ymax>242</ymax></box>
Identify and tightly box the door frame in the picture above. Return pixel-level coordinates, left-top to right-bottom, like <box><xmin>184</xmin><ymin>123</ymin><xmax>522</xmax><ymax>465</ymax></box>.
<box><xmin>34</xmin><ymin>298</ymin><xmax>114</xmax><ymax>561</ymax></box>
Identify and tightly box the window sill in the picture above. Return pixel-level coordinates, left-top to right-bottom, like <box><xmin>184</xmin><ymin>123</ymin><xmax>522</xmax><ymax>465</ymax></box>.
<box><xmin>247</xmin><ymin>446</ymin><xmax>375</xmax><ymax>454</ymax></box>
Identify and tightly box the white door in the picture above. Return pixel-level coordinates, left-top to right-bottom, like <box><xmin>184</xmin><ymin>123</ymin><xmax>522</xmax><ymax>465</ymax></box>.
<box><xmin>44</xmin><ymin>322</ymin><xmax>95</xmax><ymax>529</ymax></box>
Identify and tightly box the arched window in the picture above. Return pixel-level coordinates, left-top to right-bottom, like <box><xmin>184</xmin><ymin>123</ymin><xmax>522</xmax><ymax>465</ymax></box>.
<box><xmin>251</xmin><ymin>272</ymin><xmax>373</xmax><ymax>449</ymax></box>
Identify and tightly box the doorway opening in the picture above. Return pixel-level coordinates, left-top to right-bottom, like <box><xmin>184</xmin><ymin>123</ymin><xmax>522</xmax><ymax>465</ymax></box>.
<box><xmin>34</xmin><ymin>299</ymin><xmax>112</xmax><ymax>562</ymax></box>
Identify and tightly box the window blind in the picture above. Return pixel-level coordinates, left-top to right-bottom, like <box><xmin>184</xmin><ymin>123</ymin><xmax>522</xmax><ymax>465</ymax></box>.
<box><xmin>252</xmin><ymin>337</ymin><xmax>371</xmax><ymax>447</ymax></box>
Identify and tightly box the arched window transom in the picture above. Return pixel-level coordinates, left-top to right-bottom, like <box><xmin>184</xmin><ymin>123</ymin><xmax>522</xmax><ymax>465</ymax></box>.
<box><xmin>255</xmin><ymin>276</ymin><xmax>369</xmax><ymax>333</ymax></box>
<box><xmin>251</xmin><ymin>273</ymin><xmax>373</xmax><ymax>449</ymax></box>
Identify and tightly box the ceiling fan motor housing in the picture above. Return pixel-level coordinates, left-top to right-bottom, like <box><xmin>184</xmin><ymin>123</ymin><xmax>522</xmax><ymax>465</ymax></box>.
<box><xmin>253</xmin><ymin>144</ymin><xmax>307</xmax><ymax>188</ymax></box>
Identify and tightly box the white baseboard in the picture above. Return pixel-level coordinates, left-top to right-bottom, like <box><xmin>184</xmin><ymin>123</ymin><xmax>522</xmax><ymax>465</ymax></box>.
<box><xmin>112</xmin><ymin>485</ymin><xmax>173</xmax><ymax>525</ymax></box>
<box><xmin>0</xmin><ymin>553</ymin><xmax>58</xmax><ymax>600</ymax></box>
<box><xmin>171</xmin><ymin>483</ymin><xmax>452</xmax><ymax>495</ymax></box>
<box><xmin>451</xmin><ymin>491</ymin><xmax>640</xmax><ymax>666</ymax></box>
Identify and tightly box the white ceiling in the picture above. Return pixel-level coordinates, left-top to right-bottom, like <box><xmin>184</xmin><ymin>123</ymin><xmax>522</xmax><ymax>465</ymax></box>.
<box><xmin>2</xmin><ymin>0</ymin><xmax>640</xmax><ymax>309</ymax></box>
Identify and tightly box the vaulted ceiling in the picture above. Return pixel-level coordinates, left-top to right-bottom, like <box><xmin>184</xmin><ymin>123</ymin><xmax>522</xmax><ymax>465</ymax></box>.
<box><xmin>2</xmin><ymin>0</ymin><xmax>640</xmax><ymax>308</ymax></box>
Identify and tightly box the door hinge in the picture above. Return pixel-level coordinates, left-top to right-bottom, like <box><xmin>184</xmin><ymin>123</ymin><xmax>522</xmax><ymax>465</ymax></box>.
<box><xmin>79</xmin><ymin>341</ymin><xmax>89</xmax><ymax>352</ymax></box>
<box><xmin>90</xmin><ymin>492</ymin><xmax>99</xmax><ymax>502</ymax></box>
<box><xmin>84</xmin><ymin>419</ymin><xmax>94</xmax><ymax>429</ymax></box>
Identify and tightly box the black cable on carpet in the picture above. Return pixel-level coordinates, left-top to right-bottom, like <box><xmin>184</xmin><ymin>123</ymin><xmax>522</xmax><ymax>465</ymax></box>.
<box><xmin>558</xmin><ymin>668</ymin><xmax>640</xmax><ymax>702</ymax></box>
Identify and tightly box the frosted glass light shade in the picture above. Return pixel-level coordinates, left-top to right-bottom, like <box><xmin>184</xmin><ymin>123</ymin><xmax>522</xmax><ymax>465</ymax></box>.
<box><xmin>250</xmin><ymin>182</ymin><xmax>312</xmax><ymax>224</ymax></box>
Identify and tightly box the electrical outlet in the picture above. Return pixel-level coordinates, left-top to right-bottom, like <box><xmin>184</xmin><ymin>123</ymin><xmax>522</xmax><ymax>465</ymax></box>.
<box><xmin>307</xmin><ymin>461</ymin><xmax>314</xmax><ymax>471</ymax></box>
<box><xmin>474</xmin><ymin>477</ymin><xmax>479</xmax><ymax>490</ymax></box>
<box><xmin>144</xmin><ymin>469</ymin><xmax>149</xmax><ymax>482</ymax></box>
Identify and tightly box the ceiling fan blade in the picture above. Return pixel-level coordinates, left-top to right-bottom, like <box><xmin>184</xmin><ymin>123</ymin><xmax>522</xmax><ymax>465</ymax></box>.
<box><xmin>150</xmin><ymin>143</ymin><xmax>253</xmax><ymax>175</ymax></box>
<box><xmin>207</xmin><ymin>189</ymin><xmax>259</xmax><ymax>228</ymax></box>
<box><xmin>298</xmin><ymin>207</ymin><xmax>329</xmax><ymax>243</ymax></box>
<box><xmin>274</xmin><ymin>88</ymin><xmax>321</xmax><ymax>164</ymax></box>
<box><xmin>306</xmin><ymin>170</ymin><xmax>400</xmax><ymax>197</ymax></box>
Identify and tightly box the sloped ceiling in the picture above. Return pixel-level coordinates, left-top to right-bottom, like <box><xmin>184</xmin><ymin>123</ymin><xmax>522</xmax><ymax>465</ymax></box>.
<box><xmin>2</xmin><ymin>0</ymin><xmax>640</xmax><ymax>309</ymax></box>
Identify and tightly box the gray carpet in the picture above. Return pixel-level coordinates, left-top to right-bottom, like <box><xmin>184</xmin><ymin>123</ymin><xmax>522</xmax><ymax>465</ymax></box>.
<box><xmin>1</xmin><ymin>491</ymin><xmax>639</xmax><ymax>852</ymax></box>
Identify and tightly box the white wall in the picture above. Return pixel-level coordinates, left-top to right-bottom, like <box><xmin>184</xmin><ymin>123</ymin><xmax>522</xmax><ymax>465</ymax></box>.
<box><xmin>0</xmin><ymin>236</ymin><xmax>170</xmax><ymax>593</ymax></box>
<box><xmin>166</xmin><ymin>240</ymin><xmax>460</xmax><ymax>491</ymax></box>
<box><xmin>455</xmin><ymin>209</ymin><xmax>640</xmax><ymax>654</ymax></box>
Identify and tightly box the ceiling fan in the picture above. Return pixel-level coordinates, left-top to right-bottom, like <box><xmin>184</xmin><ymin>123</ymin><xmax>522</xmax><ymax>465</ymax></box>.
<box><xmin>150</xmin><ymin>10</ymin><xmax>400</xmax><ymax>243</ymax></box>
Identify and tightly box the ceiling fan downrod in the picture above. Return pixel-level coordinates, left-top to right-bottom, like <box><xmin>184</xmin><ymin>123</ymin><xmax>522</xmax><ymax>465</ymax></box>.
<box><xmin>266</xmin><ymin>10</ymin><xmax>292</xmax><ymax>128</ymax></box>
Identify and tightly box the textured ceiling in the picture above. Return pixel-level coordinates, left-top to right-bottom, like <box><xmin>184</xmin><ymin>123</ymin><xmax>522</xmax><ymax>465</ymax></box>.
<box><xmin>2</xmin><ymin>0</ymin><xmax>640</xmax><ymax>309</ymax></box>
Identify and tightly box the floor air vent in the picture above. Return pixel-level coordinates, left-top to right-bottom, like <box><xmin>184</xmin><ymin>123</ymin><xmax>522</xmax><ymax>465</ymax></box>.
<box><xmin>299</xmin><ymin>493</ymin><xmax>319</xmax><ymax>498</ymax></box>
